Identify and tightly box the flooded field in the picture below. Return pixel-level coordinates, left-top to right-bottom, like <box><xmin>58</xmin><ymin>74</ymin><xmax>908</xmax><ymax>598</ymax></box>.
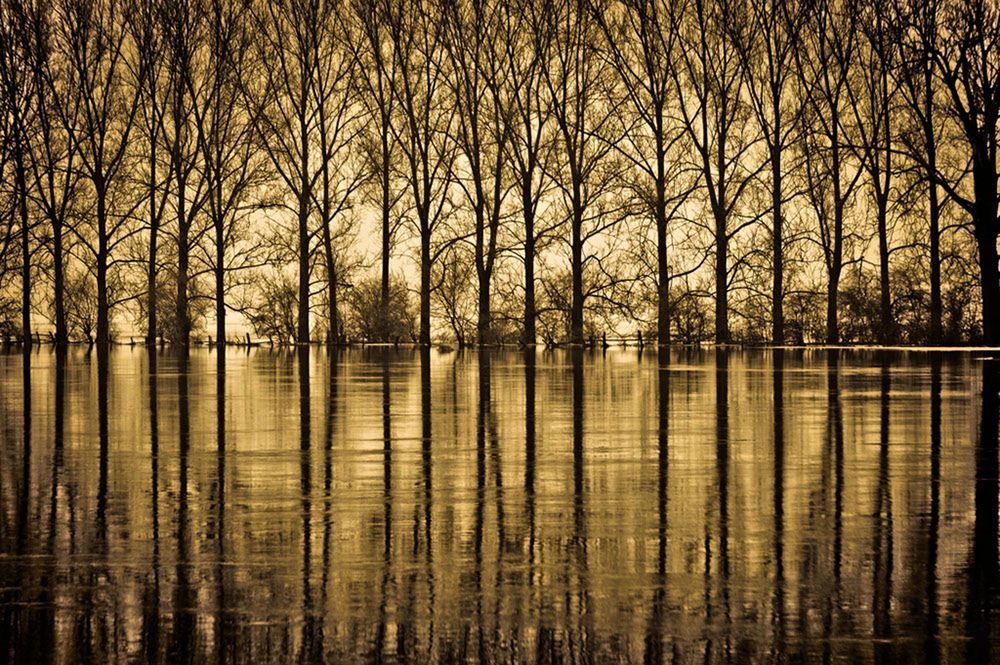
<box><xmin>1</xmin><ymin>347</ymin><xmax>997</xmax><ymax>663</ymax></box>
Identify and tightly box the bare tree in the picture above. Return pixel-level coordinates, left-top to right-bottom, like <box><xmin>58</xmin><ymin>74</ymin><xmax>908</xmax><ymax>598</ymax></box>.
<box><xmin>541</xmin><ymin>0</ymin><xmax>625</xmax><ymax>345</ymax></box>
<box><xmin>893</xmin><ymin>0</ymin><xmax>945</xmax><ymax>342</ymax></box>
<box><xmin>194</xmin><ymin>0</ymin><xmax>268</xmax><ymax>346</ymax></box>
<box><xmin>384</xmin><ymin>0</ymin><xmax>456</xmax><ymax>346</ymax></box>
<box><xmin>592</xmin><ymin>0</ymin><xmax>693</xmax><ymax>346</ymax></box>
<box><xmin>796</xmin><ymin>0</ymin><xmax>865</xmax><ymax>343</ymax></box>
<box><xmin>849</xmin><ymin>0</ymin><xmax>900</xmax><ymax>343</ymax></box>
<box><xmin>670</xmin><ymin>0</ymin><xmax>761</xmax><ymax>344</ymax></box>
<box><xmin>440</xmin><ymin>0</ymin><xmax>513</xmax><ymax>344</ymax></box>
<box><xmin>244</xmin><ymin>0</ymin><xmax>329</xmax><ymax>344</ymax></box>
<box><xmin>131</xmin><ymin>0</ymin><xmax>171</xmax><ymax>345</ymax></box>
<box><xmin>160</xmin><ymin>0</ymin><xmax>209</xmax><ymax>346</ymax></box>
<box><xmin>728</xmin><ymin>0</ymin><xmax>806</xmax><ymax>343</ymax></box>
<box><xmin>56</xmin><ymin>0</ymin><xmax>145</xmax><ymax>345</ymax></box>
<box><xmin>22</xmin><ymin>0</ymin><xmax>82</xmax><ymax>345</ymax></box>
<box><xmin>310</xmin><ymin>2</ymin><xmax>364</xmax><ymax>344</ymax></box>
<box><xmin>929</xmin><ymin>0</ymin><xmax>1000</xmax><ymax>344</ymax></box>
<box><xmin>505</xmin><ymin>0</ymin><xmax>557</xmax><ymax>346</ymax></box>
<box><xmin>0</xmin><ymin>0</ymin><xmax>36</xmax><ymax>345</ymax></box>
<box><xmin>351</xmin><ymin>0</ymin><xmax>402</xmax><ymax>324</ymax></box>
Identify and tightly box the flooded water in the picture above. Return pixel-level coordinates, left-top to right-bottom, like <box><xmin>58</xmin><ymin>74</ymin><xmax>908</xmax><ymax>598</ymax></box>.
<box><xmin>1</xmin><ymin>347</ymin><xmax>998</xmax><ymax>663</ymax></box>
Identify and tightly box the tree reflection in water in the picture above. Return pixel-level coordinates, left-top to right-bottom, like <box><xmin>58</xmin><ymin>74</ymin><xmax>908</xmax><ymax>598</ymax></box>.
<box><xmin>0</xmin><ymin>347</ymin><xmax>998</xmax><ymax>663</ymax></box>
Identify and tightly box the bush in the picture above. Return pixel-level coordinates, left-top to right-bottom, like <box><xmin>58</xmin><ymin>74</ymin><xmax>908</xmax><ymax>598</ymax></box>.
<box><xmin>245</xmin><ymin>271</ymin><xmax>299</xmax><ymax>343</ymax></box>
<box><xmin>345</xmin><ymin>275</ymin><xmax>415</xmax><ymax>342</ymax></box>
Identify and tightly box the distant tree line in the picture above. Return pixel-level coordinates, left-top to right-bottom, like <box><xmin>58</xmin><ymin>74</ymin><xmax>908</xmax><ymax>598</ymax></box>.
<box><xmin>0</xmin><ymin>0</ymin><xmax>998</xmax><ymax>347</ymax></box>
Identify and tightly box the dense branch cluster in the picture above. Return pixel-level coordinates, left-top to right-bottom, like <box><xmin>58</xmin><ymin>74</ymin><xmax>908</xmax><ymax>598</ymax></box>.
<box><xmin>0</xmin><ymin>0</ymin><xmax>998</xmax><ymax>346</ymax></box>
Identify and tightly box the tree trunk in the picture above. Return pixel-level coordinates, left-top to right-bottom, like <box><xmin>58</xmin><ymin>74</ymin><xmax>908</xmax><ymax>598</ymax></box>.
<box><xmin>928</xmin><ymin>147</ymin><xmax>942</xmax><ymax>344</ymax></box>
<box><xmin>147</xmin><ymin>127</ymin><xmax>159</xmax><ymax>347</ymax></box>
<box><xmin>826</xmin><ymin>265</ymin><xmax>841</xmax><ymax>345</ymax></box>
<box><xmin>147</xmin><ymin>222</ymin><xmax>158</xmax><ymax>346</ymax></box>
<box><xmin>176</xmin><ymin>169</ymin><xmax>189</xmax><ymax>347</ymax></box>
<box><xmin>925</xmin><ymin>68</ymin><xmax>941</xmax><ymax>344</ymax></box>
<box><xmin>523</xmin><ymin>182</ymin><xmax>536</xmax><ymax>347</ymax></box>
<box><xmin>972</xmin><ymin>138</ymin><xmax>1000</xmax><ymax>345</ymax></box>
<box><xmin>976</xmin><ymin>225</ymin><xmax>1000</xmax><ymax>345</ymax></box>
<box><xmin>297</xmin><ymin>116</ymin><xmax>311</xmax><ymax>346</ymax></box>
<box><xmin>771</xmin><ymin>141</ymin><xmax>783</xmax><ymax>346</ymax></box>
<box><xmin>477</xmin><ymin>272</ymin><xmax>490</xmax><ymax>345</ymax></box>
<box><xmin>15</xmin><ymin>147</ymin><xmax>30</xmax><ymax>347</ymax></box>
<box><xmin>322</xmin><ymin>219</ymin><xmax>337</xmax><ymax>346</ymax></box>
<box><xmin>715</xmin><ymin>213</ymin><xmax>729</xmax><ymax>344</ymax></box>
<box><xmin>877</xmin><ymin>197</ymin><xmax>891</xmax><ymax>343</ymax></box>
<box><xmin>570</xmin><ymin>205</ymin><xmax>584</xmax><ymax>346</ymax></box>
<box><xmin>475</xmin><ymin>203</ymin><xmax>491</xmax><ymax>346</ymax></box>
<box><xmin>380</xmin><ymin>124</ymin><xmax>391</xmax><ymax>311</ymax></box>
<box><xmin>96</xmin><ymin>181</ymin><xmax>110</xmax><ymax>347</ymax></box>
<box><xmin>419</xmin><ymin>225</ymin><xmax>431</xmax><ymax>347</ymax></box>
<box><xmin>656</xmin><ymin>125</ymin><xmax>670</xmax><ymax>348</ymax></box>
<box><xmin>53</xmin><ymin>220</ymin><xmax>65</xmax><ymax>345</ymax></box>
<box><xmin>215</xmin><ymin>214</ymin><xmax>225</xmax><ymax>348</ymax></box>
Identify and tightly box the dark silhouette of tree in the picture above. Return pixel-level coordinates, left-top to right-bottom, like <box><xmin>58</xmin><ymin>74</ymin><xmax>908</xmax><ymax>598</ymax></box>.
<box><xmin>0</xmin><ymin>0</ymin><xmax>36</xmax><ymax>345</ymax></box>
<box><xmin>160</xmin><ymin>0</ymin><xmax>207</xmax><ymax>347</ymax></box>
<box><xmin>440</xmin><ymin>0</ymin><xmax>512</xmax><ymax>345</ymax></box>
<box><xmin>670</xmin><ymin>0</ymin><xmax>761</xmax><ymax>344</ymax></box>
<box><xmin>796</xmin><ymin>0</ymin><xmax>865</xmax><ymax>344</ymax></box>
<box><xmin>728</xmin><ymin>0</ymin><xmax>806</xmax><ymax>344</ymax></box>
<box><xmin>383</xmin><ymin>0</ymin><xmax>455</xmax><ymax>347</ymax></box>
<box><xmin>541</xmin><ymin>0</ymin><xmax>625</xmax><ymax>345</ymax></box>
<box><xmin>592</xmin><ymin>0</ymin><xmax>694</xmax><ymax>347</ymax></box>
<box><xmin>351</xmin><ymin>0</ymin><xmax>403</xmax><ymax>328</ymax></box>
<box><xmin>929</xmin><ymin>0</ymin><xmax>1000</xmax><ymax>344</ymax></box>
<box><xmin>893</xmin><ymin>0</ymin><xmax>946</xmax><ymax>343</ymax></box>
<box><xmin>849</xmin><ymin>0</ymin><xmax>900</xmax><ymax>344</ymax></box>
<box><xmin>505</xmin><ymin>0</ymin><xmax>557</xmax><ymax>346</ymax></box>
<box><xmin>57</xmin><ymin>0</ymin><xmax>145</xmax><ymax>346</ymax></box>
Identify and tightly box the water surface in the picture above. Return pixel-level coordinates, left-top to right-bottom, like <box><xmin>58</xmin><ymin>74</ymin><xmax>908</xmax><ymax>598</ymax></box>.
<box><xmin>1</xmin><ymin>347</ymin><xmax>998</xmax><ymax>663</ymax></box>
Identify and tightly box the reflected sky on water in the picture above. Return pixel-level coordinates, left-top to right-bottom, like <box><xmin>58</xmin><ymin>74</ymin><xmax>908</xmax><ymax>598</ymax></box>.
<box><xmin>1</xmin><ymin>347</ymin><xmax>998</xmax><ymax>663</ymax></box>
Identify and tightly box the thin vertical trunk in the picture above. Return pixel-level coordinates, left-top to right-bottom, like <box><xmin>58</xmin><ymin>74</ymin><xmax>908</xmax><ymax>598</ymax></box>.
<box><xmin>215</xmin><ymin>206</ymin><xmax>225</xmax><ymax>348</ymax></box>
<box><xmin>972</xmin><ymin>137</ymin><xmax>1000</xmax><ymax>345</ymax></box>
<box><xmin>147</xmin><ymin>110</ymin><xmax>159</xmax><ymax>347</ymax></box>
<box><xmin>419</xmin><ymin>222</ymin><xmax>431</xmax><ymax>346</ymax></box>
<box><xmin>827</xmin><ymin>119</ymin><xmax>844</xmax><ymax>345</ymax></box>
<box><xmin>96</xmin><ymin>180</ymin><xmax>110</xmax><ymax>346</ymax></box>
<box><xmin>15</xmin><ymin>145</ymin><xmax>30</xmax><ymax>346</ymax></box>
<box><xmin>475</xmin><ymin>200</ymin><xmax>492</xmax><ymax>345</ymax></box>
<box><xmin>523</xmin><ymin>199</ymin><xmax>536</xmax><ymax>347</ymax></box>
<box><xmin>380</xmin><ymin>120</ymin><xmax>391</xmax><ymax>311</ymax></box>
<box><xmin>175</xmin><ymin>154</ymin><xmax>189</xmax><ymax>347</ymax></box>
<box><xmin>770</xmin><ymin>89</ymin><xmax>783</xmax><ymax>345</ymax></box>
<box><xmin>321</xmin><ymin>188</ymin><xmax>337</xmax><ymax>344</ymax></box>
<box><xmin>715</xmin><ymin>216</ymin><xmax>728</xmax><ymax>344</ymax></box>
<box><xmin>297</xmin><ymin>103</ymin><xmax>311</xmax><ymax>346</ymax></box>
<box><xmin>926</xmin><ymin>98</ymin><xmax>941</xmax><ymax>343</ymax></box>
<box><xmin>570</xmin><ymin>200</ymin><xmax>584</xmax><ymax>346</ymax></box>
<box><xmin>876</xmin><ymin>66</ymin><xmax>892</xmax><ymax>344</ymax></box>
<box><xmin>53</xmin><ymin>221</ymin><xmax>65</xmax><ymax>345</ymax></box>
<box><xmin>655</xmin><ymin>112</ymin><xmax>670</xmax><ymax>347</ymax></box>
<box><xmin>173</xmin><ymin>72</ymin><xmax>190</xmax><ymax>347</ymax></box>
<box><xmin>877</xmin><ymin>194</ymin><xmax>891</xmax><ymax>343</ymax></box>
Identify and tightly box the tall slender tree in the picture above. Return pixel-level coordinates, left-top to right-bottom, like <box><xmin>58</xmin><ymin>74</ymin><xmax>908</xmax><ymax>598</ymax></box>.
<box><xmin>384</xmin><ymin>0</ymin><xmax>455</xmax><ymax>346</ymax></box>
<box><xmin>929</xmin><ymin>0</ymin><xmax>1000</xmax><ymax>344</ymax></box>
<box><xmin>670</xmin><ymin>0</ymin><xmax>760</xmax><ymax>344</ymax></box>
<box><xmin>57</xmin><ymin>0</ymin><xmax>145</xmax><ymax>346</ymax></box>
<box><xmin>441</xmin><ymin>0</ymin><xmax>513</xmax><ymax>345</ymax></box>
<box><xmin>728</xmin><ymin>0</ymin><xmax>806</xmax><ymax>344</ymax></box>
<box><xmin>796</xmin><ymin>0</ymin><xmax>865</xmax><ymax>343</ymax></box>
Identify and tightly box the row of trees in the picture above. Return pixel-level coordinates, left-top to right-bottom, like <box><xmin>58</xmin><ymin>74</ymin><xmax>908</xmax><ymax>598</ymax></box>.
<box><xmin>0</xmin><ymin>0</ymin><xmax>998</xmax><ymax>347</ymax></box>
